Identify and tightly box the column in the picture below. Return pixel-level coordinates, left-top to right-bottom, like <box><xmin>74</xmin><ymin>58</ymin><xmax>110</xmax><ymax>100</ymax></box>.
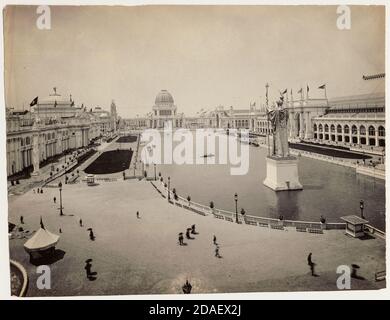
<box><xmin>349</xmin><ymin>127</ymin><xmax>352</xmax><ymax>145</ymax></box>
<box><xmin>304</xmin><ymin>112</ymin><xmax>312</xmax><ymax>139</ymax></box>
<box><xmin>366</xmin><ymin>129</ymin><xmax>369</xmax><ymax>146</ymax></box>
<box><xmin>357</xmin><ymin>128</ymin><xmax>360</xmax><ymax>146</ymax></box>
<box><xmin>289</xmin><ymin>112</ymin><xmax>295</xmax><ymax>139</ymax></box>
<box><xmin>31</xmin><ymin>132</ymin><xmax>40</xmax><ymax>175</ymax></box>
<box><xmin>375</xmin><ymin>128</ymin><xmax>379</xmax><ymax>147</ymax></box>
<box><xmin>299</xmin><ymin>112</ymin><xmax>305</xmax><ymax>139</ymax></box>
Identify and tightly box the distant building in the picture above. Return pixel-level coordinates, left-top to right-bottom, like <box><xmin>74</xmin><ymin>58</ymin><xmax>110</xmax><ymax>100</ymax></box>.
<box><xmin>122</xmin><ymin>88</ymin><xmax>385</xmax><ymax>153</ymax></box>
<box><xmin>6</xmin><ymin>89</ymin><xmax>118</xmax><ymax>177</ymax></box>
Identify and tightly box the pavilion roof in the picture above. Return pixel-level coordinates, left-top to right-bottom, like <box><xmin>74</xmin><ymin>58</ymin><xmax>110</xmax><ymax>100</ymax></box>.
<box><xmin>24</xmin><ymin>227</ymin><xmax>60</xmax><ymax>252</ymax></box>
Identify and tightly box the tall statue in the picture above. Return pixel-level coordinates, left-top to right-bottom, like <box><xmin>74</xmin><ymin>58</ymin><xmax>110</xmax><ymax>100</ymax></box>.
<box><xmin>267</xmin><ymin>95</ymin><xmax>290</xmax><ymax>158</ymax></box>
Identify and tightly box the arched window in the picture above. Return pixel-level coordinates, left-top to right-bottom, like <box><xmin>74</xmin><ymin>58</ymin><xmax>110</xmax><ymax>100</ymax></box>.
<box><xmin>337</xmin><ymin>125</ymin><xmax>342</xmax><ymax>133</ymax></box>
<box><xmin>378</xmin><ymin>126</ymin><xmax>385</xmax><ymax>137</ymax></box>
<box><xmin>330</xmin><ymin>124</ymin><xmax>335</xmax><ymax>133</ymax></box>
<box><xmin>359</xmin><ymin>125</ymin><xmax>366</xmax><ymax>135</ymax></box>
<box><xmin>344</xmin><ymin>125</ymin><xmax>350</xmax><ymax>134</ymax></box>
<box><xmin>368</xmin><ymin>126</ymin><xmax>375</xmax><ymax>136</ymax></box>
<box><xmin>313</xmin><ymin>124</ymin><xmax>317</xmax><ymax>131</ymax></box>
<box><xmin>324</xmin><ymin>124</ymin><xmax>329</xmax><ymax>132</ymax></box>
<box><xmin>26</xmin><ymin>137</ymin><xmax>30</xmax><ymax>145</ymax></box>
<box><xmin>352</xmin><ymin>125</ymin><xmax>357</xmax><ymax>134</ymax></box>
<box><xmin>319</xmin><ymin>124</ymin><xmax>323</xmax><ymax>132</ymax></box>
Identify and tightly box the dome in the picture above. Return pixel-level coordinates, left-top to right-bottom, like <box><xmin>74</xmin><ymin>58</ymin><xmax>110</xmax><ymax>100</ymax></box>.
<box><xmin>155</xmin><ymin>90</ymin><xmax>174</xmax><ymax>104</ymax></box>
<box><xmin>39</xmin><ymin>88</ymin><xmax>73</xmax><ymax>106</ymax></box>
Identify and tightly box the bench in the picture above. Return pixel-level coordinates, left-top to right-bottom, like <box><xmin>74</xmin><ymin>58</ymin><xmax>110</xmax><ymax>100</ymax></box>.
<box><xmin>245</xmin><ymin>220</ymin><xmax>257</xmax><ymax>226</ymax></box>
<box><xmin>258</xmin><ymin>222</ymin><xmax>269</xmax><ymax>228</ymax></box>
<box><xmin>271</xmin><ymin>224</ymin><xmax>285</xmax><ymax>231</ymax></box>
<box><xmin>308</xmin><ymin>228</ymin><xmax>323</xmax><ymax>234</ymax></box>
<box><xmin>375</xmin><ymin>270</ymin><xmax>386</xmax><ymax>281</ymax></box>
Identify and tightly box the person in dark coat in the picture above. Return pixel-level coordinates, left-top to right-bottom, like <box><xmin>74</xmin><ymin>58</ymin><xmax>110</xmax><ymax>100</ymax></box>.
<box><xmin>20</xmin><ymin>216</ymin><xmax>24</xmax><ymax>224</ymax></box>
<box><xmin>53</xmin><ymin>197</ymin><xmax>56</xmax><ymax>204</ymax></box>
<box><xmin>307</xmin><ymin>253</ymin><xmax>315</xmax><ymax>276</ymax></box>
<box><xmin>178</xmin><ymin>233</ymin><xmax>184</xmax><ymax>245</ymax></box>
<box><xmin>213</xmin><ymin>235</ymin><xmax>217</xmax><ymax>245</ymax></box>
<box><xmin>79</xmin><ymin>219</ymin><xmax>83</xmax><ymax>227</ymax></box>
<box><xmin>215</xmin><ymin>245</ymin><xmax>221</xmax><ymax>258</ymax></box>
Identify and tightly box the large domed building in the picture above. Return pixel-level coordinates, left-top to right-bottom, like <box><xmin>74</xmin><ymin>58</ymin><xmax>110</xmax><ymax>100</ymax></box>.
<box><xmin>151</xmin><ymin>90</ymin><xmax>183</xmax><ymax>128</ymax></box>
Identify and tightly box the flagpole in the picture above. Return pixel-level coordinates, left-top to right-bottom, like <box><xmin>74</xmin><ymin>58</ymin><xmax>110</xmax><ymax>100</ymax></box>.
<box><xmin>325</xmin><ymin>84</ymin><xmax>328</xmax><ymax>101</ymax></box>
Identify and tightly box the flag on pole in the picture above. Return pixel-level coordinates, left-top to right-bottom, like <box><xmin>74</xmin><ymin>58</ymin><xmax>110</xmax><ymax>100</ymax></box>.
<box><xmin>307</xmin><ymin>85</ymin><xmax>310</xmax><ymax>93</ymax></box>
<box><xmin>30</xmin><ymin>96</ymin><xmax>38</xmax><ymax>107</ymax></box>
<box><xmin>318</xmin><ymin>84</ymin><xmax>326</xmax><ymax>89</ymax></box>
<box><xmin>281</xmin><ymin>88</ymin><xmax>287</xmax><ymax>95</ymax></box>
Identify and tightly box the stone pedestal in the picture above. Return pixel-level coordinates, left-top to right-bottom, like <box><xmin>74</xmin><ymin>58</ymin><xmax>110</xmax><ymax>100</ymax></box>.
<box><xmin>263</xmin><ymin>156</ymin><xmax>303</xmax><ymax>191</ymax></box>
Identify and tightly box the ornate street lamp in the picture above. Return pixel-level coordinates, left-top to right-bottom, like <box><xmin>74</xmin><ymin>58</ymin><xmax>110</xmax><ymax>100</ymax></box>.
<box><xmin>360</xmin><ymin>200</ymin><xmax>365</xmax><ymax>219</ymax></box>
<box><xmin>234</xmin><ymin>193</ymin><xmax>238</xmax><ymax>223</ymax></box>
<box><xmin>58</xmin><ymin>181</ymin><xmax>64</xmax><ymax>216</ymax></box>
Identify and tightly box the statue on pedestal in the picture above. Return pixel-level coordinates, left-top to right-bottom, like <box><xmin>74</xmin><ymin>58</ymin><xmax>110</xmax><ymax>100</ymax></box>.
<box><xmin>267</xmin><ymin>95</ymin><xmax>290</xmax><ymax>158</ymax></box>
<box><xmin>263</xmin><ymin>93</ymin><xmax>302</xmax><ymax>191</ymax></box>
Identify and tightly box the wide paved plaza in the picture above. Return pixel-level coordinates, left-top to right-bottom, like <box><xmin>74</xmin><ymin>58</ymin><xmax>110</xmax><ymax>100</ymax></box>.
<box><xmin>8</xmin><ymin>178</ymin><xmax>385</xmax><ymax>296</ymax></box>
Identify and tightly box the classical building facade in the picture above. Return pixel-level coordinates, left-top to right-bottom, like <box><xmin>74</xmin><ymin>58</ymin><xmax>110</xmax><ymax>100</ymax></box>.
<box><xmin>6</xmin><ymin>89</ymin><xmax>118</xmax><ymax>177</ymax></box>
<box><xmin>311</xmin><ymin>93</ymin><xmax>385</xmax><ymax>148</ymax></box>
<box><xmin>123</xmin><ymin>89</ymin><xmax>385</xmax><ymax>154</ymax></box>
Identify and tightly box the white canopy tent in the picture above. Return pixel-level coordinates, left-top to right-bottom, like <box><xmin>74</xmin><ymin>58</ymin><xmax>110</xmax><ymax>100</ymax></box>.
<box><xmin>24</xmin><ymin>225</ymin><xmax>59</xmax><ymax>253</ymax></box>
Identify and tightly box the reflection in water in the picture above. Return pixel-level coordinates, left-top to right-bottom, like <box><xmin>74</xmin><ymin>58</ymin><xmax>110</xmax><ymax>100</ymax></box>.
<box><xmin>274</xmin><ymin>192</ymin><xmax>300</xmax><ymax>221</ymax></box>
<box><xmin>149</xmin><ymin>133</ymin><xmax>385</xmax><ymax>231</ymax></box>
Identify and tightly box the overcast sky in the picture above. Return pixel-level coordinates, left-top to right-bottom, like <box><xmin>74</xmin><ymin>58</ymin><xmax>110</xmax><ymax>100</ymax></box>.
<box><xmin>4</xmin><ymin>5</ymin><xmax>385</xmax><ymax>118</ymax></box>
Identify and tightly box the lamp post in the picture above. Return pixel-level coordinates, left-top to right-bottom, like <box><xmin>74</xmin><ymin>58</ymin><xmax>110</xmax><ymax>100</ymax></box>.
<box><xmin>58</xmin><ymin>181</ymin><xmax>64</xmax><ymax>216</ymax></box>
<box><xmin>154</xmin><ymin>164</ymin><xmax>157</xmax><ymax>181</ymax></box>
<box><xmin>168</xmin><ymin>176</ymin><xmax>171</xmax><ymax>201</ymax></box>
<box><xmin>360</xmin><ymin>200</ymin><xmax>365</xmax><ymax>219</ymax></box>
<box><xmin>234</xmin><ymin>193</ymin><xmax>238</xmax><ymax>223</ymax></box>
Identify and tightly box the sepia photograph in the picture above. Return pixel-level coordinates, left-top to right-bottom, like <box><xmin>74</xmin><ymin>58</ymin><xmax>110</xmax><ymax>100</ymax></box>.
<box><xmin>3</xmin><ymin>3</ymin><xmax>386</xmax><ymax>298</ymax></box>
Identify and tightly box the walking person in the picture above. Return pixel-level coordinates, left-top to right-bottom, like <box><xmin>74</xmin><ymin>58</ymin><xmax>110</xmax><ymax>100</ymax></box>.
<box><xmin>53</xmin><ymin>197</ymin><xmax>56</xmax><ymax>204</ymax></box>
<box><xmin>178</xmin><ymin>233</ymin><xmax>184</xmax><ymax>246</ymax></box>
<box><xmin>191</xmin><ymin>224</ymin><xmax>196</xmax><ymax>234</ymax></box>
<box><xmin>20</xmin><ymin>216</ymin><xmax>24</xmax><ymax>224</ymax></box>
<box><xmin>213</xmin><ymin>235</ymin><xmax>217</xmax><ymax>245</ymax></box>
<box><xmin>89</xmin><ymin>229</ymin><xmax>95</xmax><ymax>241</ymax></box>
<box><xmin>307</xmin><ymin>252</ymin><xmax>315</xmax><ymax>276</ymax></box>
<box><xmin>136</xmin><ymin>211</ymin><xmax>140</xmax><ymax>219</ymax></box>
<box><xmin>215</xmin><ymin>245</ymin><xmax>221</xmax><ymax>258</ymax></box>
<box><xmin>79</xmin><ymin>219</ymin><xmax>83</xmax><ymax>227</ymax></box>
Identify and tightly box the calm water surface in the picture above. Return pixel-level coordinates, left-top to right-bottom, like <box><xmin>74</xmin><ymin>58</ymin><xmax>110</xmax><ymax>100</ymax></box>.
<box><xmin>144</xmin><ymin>134</ymin><xmax>385</xmax><ymax>231</ymax></box>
